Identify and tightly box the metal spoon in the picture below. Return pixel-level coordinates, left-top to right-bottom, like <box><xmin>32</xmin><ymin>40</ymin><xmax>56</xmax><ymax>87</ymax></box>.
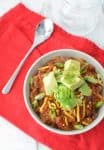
<box><xmin>2</xmin><ymin>18</ymin><xmax>54</xmax><ymax>94</ymax></box>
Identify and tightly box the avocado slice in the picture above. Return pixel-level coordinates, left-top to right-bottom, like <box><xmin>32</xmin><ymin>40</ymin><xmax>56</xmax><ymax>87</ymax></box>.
<box><xmin>64</xmin><ymin>59</ymin><xmax>80</xmax><ymax>76</ymax></box>
<box><xmin>43</xmin><ymin>72</ymin><xmax>58</xmax><ymax>95</ymax></box>
<box><xmin>61</xmin><ymin>76</ymin><xmax>83</xmax><ymax>90</ymax></box>
<box><xmin>61</xmin><ymin>59</ymin><xmax>83</xmax><ymax>90</ymax></box>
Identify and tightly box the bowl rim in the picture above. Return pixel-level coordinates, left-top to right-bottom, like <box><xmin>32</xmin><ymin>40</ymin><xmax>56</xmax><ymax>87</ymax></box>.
<box><xmin>23</xmin><ymin>49</ymin><xmax>104</xmax><ymax>135</ymax></box>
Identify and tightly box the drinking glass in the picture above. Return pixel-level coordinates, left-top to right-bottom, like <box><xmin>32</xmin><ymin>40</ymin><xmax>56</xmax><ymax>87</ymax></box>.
<box><xmin>60</xmin><ymin>0</ymin><xmax>103</xmax><ymax>35</ymax></box>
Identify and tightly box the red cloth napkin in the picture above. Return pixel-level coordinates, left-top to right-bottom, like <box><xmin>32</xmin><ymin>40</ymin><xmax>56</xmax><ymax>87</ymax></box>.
<box><xmin>0</xmin><ymin>4</ymin><xmax>104</xmax><ymax>150</ymax></box>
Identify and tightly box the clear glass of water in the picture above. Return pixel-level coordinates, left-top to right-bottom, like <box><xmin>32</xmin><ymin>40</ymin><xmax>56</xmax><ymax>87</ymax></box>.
<box><xmin>60</xmin><ymin>0</ymin><xmax>103</xmax><ymax>35</ymax></box>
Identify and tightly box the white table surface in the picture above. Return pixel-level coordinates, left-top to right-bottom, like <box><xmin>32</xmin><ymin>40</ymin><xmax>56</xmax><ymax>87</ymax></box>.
<box><xmin>0</xmin><ymin>0</ymin><xmax>104</xmax><ymax>150</ymax></box>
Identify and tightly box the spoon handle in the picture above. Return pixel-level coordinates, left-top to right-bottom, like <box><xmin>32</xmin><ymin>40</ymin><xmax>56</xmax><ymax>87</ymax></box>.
<box><xmin>2</xmin><ymin>44</ymin><xmax>36</xmax><ymax>94</ymax></box>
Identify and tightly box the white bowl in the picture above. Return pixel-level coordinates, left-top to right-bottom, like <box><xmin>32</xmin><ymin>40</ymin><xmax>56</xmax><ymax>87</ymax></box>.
<box><xmin>23</xmin><ymin>49</ymin><xmax>104</xmax><ymax>135</ymax></box>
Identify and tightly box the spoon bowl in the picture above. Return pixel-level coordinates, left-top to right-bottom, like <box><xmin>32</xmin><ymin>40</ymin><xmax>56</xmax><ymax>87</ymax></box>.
<box><xmin>34</xmin><ymin>18</ymin><xmax>54</xmax><ymax>45</ymax></box>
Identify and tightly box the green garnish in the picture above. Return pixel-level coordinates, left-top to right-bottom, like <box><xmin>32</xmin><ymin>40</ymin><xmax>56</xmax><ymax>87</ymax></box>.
<box><xmin>54</xmin><ymin>69</ymin><xmax>62</xmax><ymax>76</ymax></box>
<box><xmin>32</xmin><ymin>93</ymin><xmax>45</xmax><ymax>108</ymax></box>
<box><xmin>55</xmin><ymin>62</ymin><xmax>64</xmax><ymax>68</ymax></box>
<box><xmin>35</xmin><ymin>93</ymin><xmax>45</xmax><ymax>100</ymax></box>
<box><xmin>84</xmin><ymin>76</ymin><xmax>97</xmax><ymax>84</ymax></box>
<box><xmin>80</xmin><ymin>63</ymin><xmax>88</xmax><ymax>74</ymax></box>
<box><xmin>74</xmin><ymin>124</ymin><xmax>84</xmax><ymax>130</ymax></box>
<box><xmin>32</xmin><ymin>100</ymin><xmax>38</xmax><ymax>108</ymax></box>
<box><xmin>80</xmin><ymin>69</ymin><xmax>86</xmax><ymax>74</ymax></box>
<box><xmin>54</xmin><ymin>85</ymin><xmax>77</xmax><ymax>110</ymax></box>
<box><xmin>96</xmin><ymin>101</ymin><xmax>104</xmax><ymax>109</ymax></box>
<box><xmin>49</xmin><ymin>109</ymin><xmax>56</xmax><ymax>120</ymax></box>
<box><xmin>29</xmin><ymin>77</ymin><xmax>34</xmax><ymax>85</ymax></box>
<box><xmin>79</xmin><ymin>81</ymin><xmax>92</xmax><ymax>96</ymax></box>
<box><xmin>54</xmin><ymin>69</ymin><xmax>62</xmax><ymax>83</ymax></box>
